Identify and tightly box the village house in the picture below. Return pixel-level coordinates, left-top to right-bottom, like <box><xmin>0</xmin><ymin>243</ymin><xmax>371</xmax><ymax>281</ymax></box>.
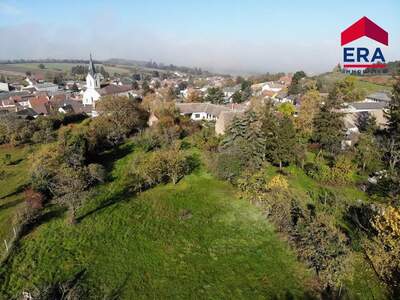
<box><xmin>175</xmin><ymin>102</ymin><xmax>247</xmax><ymax>134</ymax></box>
<box><xmin>33</xmin><ymin>82</ymin><xmax>59</xmax><ymax>93</ymax></box>
<box><xmin>364</xmin><ymin>92</ymin><xmax>391</xmax><ymax>103</ymax></box>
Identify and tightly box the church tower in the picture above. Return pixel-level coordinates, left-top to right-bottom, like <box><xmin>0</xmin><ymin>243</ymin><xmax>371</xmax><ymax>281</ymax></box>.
<box><xmin>86</xmin><ymin>53</ymin><xmax>101</xmax><ymax>89</ymax></box>
<box><xmin>82</xmin><ymin>54</ymin><xmax>101</xmax><ymax>107</ymax></box>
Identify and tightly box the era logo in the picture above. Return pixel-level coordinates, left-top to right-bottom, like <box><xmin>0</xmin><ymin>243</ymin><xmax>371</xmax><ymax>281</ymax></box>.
<box><xmin>341</xmin><ymin>17</ymin><xmax>388</xmax><ymax>69</ymax></box>
<box><xmin>343</xmin><ymin>47</ymin><xmax>385</xmax><ymax>63</ymax></box>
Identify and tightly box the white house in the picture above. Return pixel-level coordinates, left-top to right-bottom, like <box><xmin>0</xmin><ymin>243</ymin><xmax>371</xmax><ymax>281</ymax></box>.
<box><xmin>261</xmin><ymin>82</ymin><xmax>284</xmax><ymax>93</ymax></box>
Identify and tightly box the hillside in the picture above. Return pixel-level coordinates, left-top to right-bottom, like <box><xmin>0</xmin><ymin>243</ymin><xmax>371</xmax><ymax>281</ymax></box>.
<box><xmin>0</xmin><ymin>143</ymin><xmax>313</xmax><ymax>299</ymax></box>
<box><xmin>315</xmin><ymin>71</ymin><xmax>392</xmax><ymax>94</ymax></box>
<box><xmin>0</xmin><ymin>146</ymin><xmax>33</xmax><ymax>243</ymax></box>
<box><xmin>0</xmin><ymin>63</ymin><xmax>132</xmax><ymax>79</ymax></box>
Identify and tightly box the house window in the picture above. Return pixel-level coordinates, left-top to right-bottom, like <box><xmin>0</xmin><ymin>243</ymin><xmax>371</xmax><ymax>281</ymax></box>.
<box><xmin>194</xmin><ymin>113</ymin><xmax>201</xmax><ymax>118</ymax></box>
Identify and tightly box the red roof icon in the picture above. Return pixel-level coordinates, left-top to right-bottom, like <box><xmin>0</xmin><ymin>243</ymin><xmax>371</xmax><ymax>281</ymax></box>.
<box><xmin>341</xmin><ymin>16</ymin><xmax>388</xmax><ymax>46</ymax></box>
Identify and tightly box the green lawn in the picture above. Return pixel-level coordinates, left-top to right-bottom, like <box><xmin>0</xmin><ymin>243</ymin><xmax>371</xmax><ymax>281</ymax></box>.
<box><xmin>0</xmin><ymin>146</ymin><xmax>312</xmax><ymax>299</ymax></box>
<box><xmin>0</xmin><ymin>146</ymin><xmax>33</xmax><ymax>244</ymax></box>
<box><xmin>354</xmin><ymin>79</ymin><xmax>391</xmax><ymax>94</ymax></box>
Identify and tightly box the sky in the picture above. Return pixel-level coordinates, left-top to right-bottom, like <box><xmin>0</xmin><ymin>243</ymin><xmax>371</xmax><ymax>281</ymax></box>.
<box><xmin>0</xmin><ymin>0</ymin><xmax>399</xmax><ymax>74</ymax></box>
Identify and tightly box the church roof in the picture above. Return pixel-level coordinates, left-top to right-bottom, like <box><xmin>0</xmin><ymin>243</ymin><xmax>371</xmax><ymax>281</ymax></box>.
<box><xmin>89</xmin><ymin>54</ymin><xmax>96</xmax><ymax>76</ymax></box>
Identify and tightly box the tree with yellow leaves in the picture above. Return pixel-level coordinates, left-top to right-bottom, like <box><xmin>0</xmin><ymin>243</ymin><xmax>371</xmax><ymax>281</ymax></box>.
<box><xmin>295</xmin><ymin>88</ymin><xmax>321</xmax><ymax>139</ymax></box>
<box><xmin>366</xmin><ymin>205</ymin><xmax>400</xmax><ymax>294</ymax></box>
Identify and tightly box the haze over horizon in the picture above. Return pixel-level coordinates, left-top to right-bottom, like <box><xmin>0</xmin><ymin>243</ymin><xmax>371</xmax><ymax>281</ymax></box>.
<box><xmin>1</xmin><ymin>0</ymin><xmax>399</xmax><ymax>75</ymax></box>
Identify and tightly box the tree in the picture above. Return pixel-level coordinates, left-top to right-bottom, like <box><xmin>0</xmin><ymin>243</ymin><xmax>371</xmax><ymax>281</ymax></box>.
<box><xmin>98</xmin><ymin>66</ymin><xmax>109</xmax><ymax>78</ymax></box>
<box><xmin>95</xmin><ymin>96</ymin><xmax>149</xmax><ymax>143</ymax></box>
<box><xmin>270</xmin><ymin>116</ymin><xmax>297</xmax><ymax>169</ymax></box>
<box><xmin>53</xmin><ymin>165</ymin><xmax>89</xmax><ymax>224</ymax></box>
<box><xmin>57</xmin><ymin>127</ymin><xmax>88</xmax><ymax>168</ymax></box>
<box><xmin>38</xmin><ymin>63</ymin><xmax>45</xmax><ymax>69</ymax></box>
<box><xmin>313</xmin><ymin>104</ymin><xmax>345</xmax><ymax>154</ymax></box>
<box><xmin>355</xmin><ymin>133</ymin><xmax>382</xmax><ymax>172</ymax></box>
<box><xmin>356</xmin><ymin>112</ymin><xmax>378</xmax><ymax>133</ymax></box>
<box><xmin>186</xmin><ymin>89</ymin><xmax>203</xmax><ymax>103</ymax></box>
<box><xmin>53</xmin><ymin>74</ymin><xmax>64</xmax><ymax>85</ymax></box>
<box><xmin>0</xmin><ymin>75</ymin><xmax>5</xmax><ymax>82</ymax></box>
<box><xmin>288</xmin><ymin>71</ymin><xmax>306</xmax><ymax>94</ymax></box>
<box><xmin>71</xmin><ymin>82</ymin><xmax>79</xmax><ymax>92</ymax></box>
<box><xmin>383</xmin><ymin>137</ymin><xmax>400</xmax><ymax>173</ymax></box>
<box><xmin>296</xmin><ymin>213</ymin><xmax>350</xmax><ymax>290</ymax></box>
<box><xmin>277</xmin><ymin>102</ymin><xmax>295</xmax><ymax>117</ymax></box>
<box><xmin>205</xmin><ymin>87</ymin><xmax>225</xmax><ymax>104</ymax></box>
<box><xmin>240</xmin><ymin>80</ymin><xmax>252</xmax><ymax>102</ymax></box>
<box><xmin>366</xmin><ymin>205</ymin><xmax>400</xmax><ymax>295</ymax></box>
<box><xmin>231</xmin><ymin>91</ymin><xmax>242</xmax><ymax>104</ymax></box>
<box><xmin>386</xmin><ymin>74</ymin><xmax>400</xmax><ymax>142</ymax></box>
<box><xmin>329</xmin><ymin>76</ymin><xmax>365</xmax><ymax>104</ymax></box>
<box><xmin>295</xmin><ymin>89</ymin><xmax>321</xmax><ymax>139</ymax></box>
<box><xmin>142</xmin><ymin>80</ymin><xmax>152</xmax><ymax>96</ymax></box>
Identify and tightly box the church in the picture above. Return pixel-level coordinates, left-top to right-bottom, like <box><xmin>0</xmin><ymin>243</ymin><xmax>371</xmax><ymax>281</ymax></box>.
<box><xmin>82</xmin><ymin>54</ymin><xmax>138</xmax><ymax>114</ymax></box>
<box><xmin>82</xmin><ymin>54</ymin><xmax>102</xmax><ymax>107</ymax></box>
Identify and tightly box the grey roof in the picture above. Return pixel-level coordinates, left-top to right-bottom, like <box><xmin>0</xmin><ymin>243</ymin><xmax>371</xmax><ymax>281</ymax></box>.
<box><xmin>16</xmin><ymin>108</ymin><xmax>37</xmax><ymax>118</ymax></box>
<box><xmin>366</xmin><ymin>92</ymin><xmax>391</xmax><ymax>102</ymax></box>
<box><xmin>176</xmin><ymin>103</ymin><xmax>233</xmax><ymax>117</ymax></box>
<box><xmin>0</xmin><ymin>90</ymin><xmax>31</xmax><ymax>100</ymax></box>
<box><xmin>89</xmin><ymin>53</ymin><xmax>96</xmax><ymax>76</ymax></box>
<box><xmin>219</xmin><ymin>110</ymin><xmax>243</xmax><ymax>123</ymax></box>
<box><xmin>34</xmin><ymin>83</ymin><xmax>58</xmax><ymax>89</ymax></box>
<box><xmin>223</xmin><ymin>85</ymin><xmax>240</xmax><ymax>93</ymax></box>
<box><xmin>348</xmin><ymin>101</ymin><xmax>387</xmax><ymax>111</ymax></box>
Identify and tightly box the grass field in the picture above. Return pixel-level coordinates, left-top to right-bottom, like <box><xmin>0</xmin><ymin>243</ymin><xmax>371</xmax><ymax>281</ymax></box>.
<box><xmin>354</xmin><ymin>79</ymin><xmax>392</xmax><ymax>94</ymax></box>
<box><xmin>316</xmin><ymin>72</ymin><xmax>392</xmax><ymax>95</ymax></box>
<box><xmin>0</xmin><ymin>141</ymin><xmax>389</xmax><ymax>299</ymax></box>
<box><xmin>0</xmin><ymin>146</ymin><xmax>33</xmax><ymax>245</ymax></box>
<box><xmin>0</xmin><ymin>63</ymin><xmax>132</xmax><ymax>78</ymax></box>
<box><xmin>0</xmin><ymin>145</ymin><xmax>313</xmax><ymax>299</ymax></box>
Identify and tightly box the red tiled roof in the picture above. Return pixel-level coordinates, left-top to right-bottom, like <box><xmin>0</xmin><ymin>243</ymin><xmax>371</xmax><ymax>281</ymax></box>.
<box><xmin>29</xmin><ymin>96</ymin><xmax>50</xmax><ymax>115</ymax></box>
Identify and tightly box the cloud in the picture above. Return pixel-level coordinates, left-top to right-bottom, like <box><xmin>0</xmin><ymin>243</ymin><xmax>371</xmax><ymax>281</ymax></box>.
<box><xmin>0</xmin><ymin>2</ymin><xmax>21</xmax><ymax>15</ymax></box>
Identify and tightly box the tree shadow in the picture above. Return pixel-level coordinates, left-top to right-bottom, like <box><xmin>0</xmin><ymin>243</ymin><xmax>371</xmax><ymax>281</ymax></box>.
<box><xmin>76</xmin><ymin>187</ymin><xmax>134</xmax><ymax>223</ymax></box>
<box><xmin>105</xmin><ymin>272</ymin><xmax>132</xmax><ymax>299</ymax></box>
<box><xmin>0</xmin><ymin>184</ymin><xmax>27</xmax><ymax>200</ymax></box>
<box><xmin>9</xmin><ymin>158</ymin><xmax>24</xmax><ymax>166</ymax></box>
<box><xmin>90</xmin><ymin>143</ymin><xmax>135</xmax><ymax>175</ymax></box>
<box><xmin>22</xmin><ymin>206</ymin><xmax>68</xmax><ymax>237</ymax></box>
<box><xmin>0</xmin><ymin>198</ymin><xmax>22</xmax><ymax>211</ymax></box>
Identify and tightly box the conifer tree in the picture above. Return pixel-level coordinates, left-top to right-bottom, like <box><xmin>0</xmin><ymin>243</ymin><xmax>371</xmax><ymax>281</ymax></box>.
<box><xmin>270</xmin><ymin>116</ymin><xmax>296</xmax><ymax>169</ymax></box>
<box><xmin>312</xmin><ymin>101</ymin><xmax>345</xmax><ymax>154</ymax></box>
<box><xmin>387</xmin><ymin>75</ymin><xmax>400</xmax><ymax>142</ymax></box>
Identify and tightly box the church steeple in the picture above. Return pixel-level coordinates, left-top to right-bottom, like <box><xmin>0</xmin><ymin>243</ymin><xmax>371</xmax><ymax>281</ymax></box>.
<box><xmin>88</xmin><ymin>53</ymin><xmax>96</xmax><ymax>76</ymax></box>
<box><xmin>86</xmin><ymin>53</ymin><xmax>100</xmax><ymax>90</ymax></box>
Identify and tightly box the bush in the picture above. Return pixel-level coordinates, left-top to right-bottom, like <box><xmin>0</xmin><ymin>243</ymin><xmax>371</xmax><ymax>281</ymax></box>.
<box><xmin>330</xmin><ymin>155</ymin><xmax>355</xmax><ymax>185</ymax></box>
<box><xmin>207</xmin><ymin>151</ymin><xmax>246</xmax><ymax>183</ymax></box>
<box><xmin>129</xmin><ymin>147</ymin><xmax>194</xmax><ymax>190</ymax></box>
<box><xmin>134</xmin><ymin>130</ymin><xmax>161</xmax><ymax>152</ymax></box>
<box><xmin>295</xmin><ymin>213</ymin><xmax>350</xmax><ymax>290</ymax></box>
<box><xmin>87</xmin><ymin>163</ymin><xmax>106</xmax><ymax>185</ymax></box>
<box><xmin>25</xmin><ymin>188</ymin><xmax>45</xmax><ymax>209</ymax></box>
<box><xmin>304</xmin><ymin>155</ymin><xmax>355</xmax><ymax>185</ymax></box>
<box><xmin>365</xmin><ymin>205</ymin><xmax>400</xmax><ymax>294</ymax></box>
<box><xmin>266</xmin><ymin>175</ymin><xmax>289</xmax><ymax>191</ymax></box>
